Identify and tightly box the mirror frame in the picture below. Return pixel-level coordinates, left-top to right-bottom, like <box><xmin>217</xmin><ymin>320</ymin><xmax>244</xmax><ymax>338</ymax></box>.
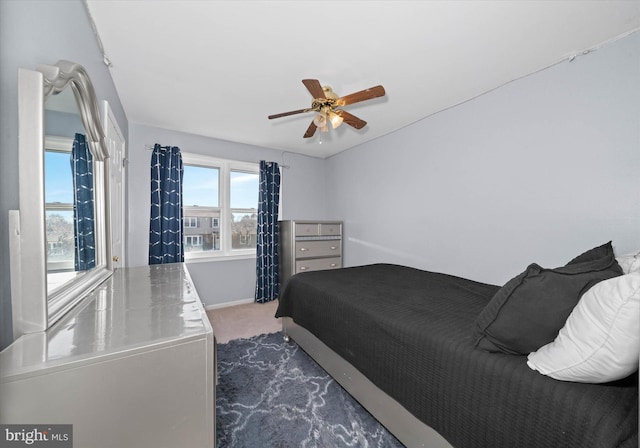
<box><xmin>12</xmin><ymin>60</ymin><xmax>112</xmax><ymax>335</ymax></box>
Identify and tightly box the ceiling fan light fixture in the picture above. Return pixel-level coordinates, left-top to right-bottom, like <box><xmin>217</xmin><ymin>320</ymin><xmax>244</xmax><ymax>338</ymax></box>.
<box><xmin>328</xmin><ymin>110</ymin><xmax>343</xmax><ymax>129</ymax></box>
<box><xmin>313</xmin><ymin>113</ymin><xmax>327</xmax><ymax>128</ymax></box>
<box><xmin>269</xmin><ymin>79</ymin><xmax>386</xmax><ymax>139</ymax></box>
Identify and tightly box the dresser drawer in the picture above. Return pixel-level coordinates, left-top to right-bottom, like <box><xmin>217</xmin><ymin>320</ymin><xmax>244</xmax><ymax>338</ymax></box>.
<box><xmin>294</xmin><ymin>222</ymin><xmax>342</xmax><ymax>236</ymax></box>
<box><xmin>295</xmin><ymin>240</ymin><xmax>341</xmax><ymax>258</ymax></box>
<box><xmin>296</xmin><ymin>257</ymin><xmax>342</xmax><ymax>273</ymax></box>
<box><xmin>295</xmin><ymin>223</ymin><xmax>319</xmax><ymax>236</ymax></box>
<box><xmin>319</xmin><ymin>223</ymin><xmax>341</xmax><ymax>236</ymax></box>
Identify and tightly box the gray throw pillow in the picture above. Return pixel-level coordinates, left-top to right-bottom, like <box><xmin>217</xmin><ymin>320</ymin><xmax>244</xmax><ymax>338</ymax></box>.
<box><xmin>474</xmin><ymin>243</ymin><xmax>623</xmax><ymax>355</ymax></box>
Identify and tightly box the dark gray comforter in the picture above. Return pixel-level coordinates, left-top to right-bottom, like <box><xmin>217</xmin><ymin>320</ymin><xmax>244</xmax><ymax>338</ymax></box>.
<box><xmin>275</xmin><ymin>263</ymin><xmax>638</xmax><ymax>448</ymax></box>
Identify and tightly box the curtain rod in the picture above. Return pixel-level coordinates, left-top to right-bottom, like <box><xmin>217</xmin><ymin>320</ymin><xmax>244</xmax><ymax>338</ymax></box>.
<box><xmin>144</xmin><ymin>144</ymin><xmax>289</xmax><ymax>168</ymax></box>
<box><xmin>145</xmin><ymin>144</ymin><xmax>172</xmax><ymax>151</ymax></box>
<box><xmin>264</xmin><ymin>161</ymin><xmax>290</xmax><ymax>169</ymax></box>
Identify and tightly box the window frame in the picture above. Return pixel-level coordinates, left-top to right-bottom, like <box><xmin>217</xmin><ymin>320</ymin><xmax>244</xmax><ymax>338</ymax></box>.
<box><xmin>181</xmin><ymin>152</ymin><xmax>259</xmax><ymax>261</ymax></box>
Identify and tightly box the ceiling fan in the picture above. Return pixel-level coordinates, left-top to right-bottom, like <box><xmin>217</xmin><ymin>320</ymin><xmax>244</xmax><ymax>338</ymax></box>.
<box><xmin>268</xmin><ymin>79</ymin><xmax>386</xmax><ymax>138</ymax></box>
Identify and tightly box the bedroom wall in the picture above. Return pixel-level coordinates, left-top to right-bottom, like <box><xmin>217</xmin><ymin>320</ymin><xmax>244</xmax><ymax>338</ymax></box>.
<box><xmin>325</xmin><ymin>32</ymin><xmax>640</xmax><ymax>286</ymax></box>
<box><xmin>127</xmin><ymin>123</ymin><xmax>328</xmax><ymax>307</ymax></box>
<box><xmin>0</xmin><ymin>0</ymin><xmax>128</xmax><ymax>350</ymax></box>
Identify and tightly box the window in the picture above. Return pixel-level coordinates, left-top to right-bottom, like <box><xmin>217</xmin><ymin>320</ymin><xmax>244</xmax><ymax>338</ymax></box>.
<box><xmin>184</xmin><ymin>217</ymin><xmax>198</xmax><ymax>228</ymax></box>
<box><xmin>185</xmin><ymin>235</ymin><xmax>203</xmax><ymax>247</ymax></box>
<box><xmin>45</xmin><ymin>149</ymin><xmax>75</xmax><ymax>272</ymax></box>
<box><xmin>182</xmin><ymin>153</ymin><xmax>258</xmax><ymax>260</ymax></box>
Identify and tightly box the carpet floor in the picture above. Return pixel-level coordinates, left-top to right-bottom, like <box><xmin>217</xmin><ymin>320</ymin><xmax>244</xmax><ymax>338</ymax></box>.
<box><xmin>216</xmin><ymin>332</ymin><xmax>405</xmax><ymax>447</ymax></box>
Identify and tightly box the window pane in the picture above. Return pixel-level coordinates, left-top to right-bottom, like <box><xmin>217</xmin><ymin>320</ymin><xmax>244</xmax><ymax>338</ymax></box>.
<box><xmin>183</xmin><ymin>165</ymin><xmax>219</xmax><ymax>207</ymax></box>
<box><xmin>183</xmin><ymin>165</ymin><xmax>220</xmax><ymax>254</ymax></box>
<box><xmin>183</xmin><ymin>206</ymin><xmax>220</xmax><ymax>253</ymax></box>
<box><xmin>45</xmin><ymin>151</ymin><xmax>73</xmax><ymax>204</ymax></box>
<box><xmin>231</xmin><ymin>212</ymin><xmax>257</xmax><ymax>249</ymax></box>
<box><xmin>45</xmin><ymin>150</ymin><xmax>75</xmax><ymax>271</ymax></box>
<box><xmin>230</xmin><ymin>171</ymin><xmax>258</xmax><ymax>209</ymax></box>
<box><xmin>46</xmin><ymin>209</ymin><xmax>75</xmax><ymax>271</ymax></box>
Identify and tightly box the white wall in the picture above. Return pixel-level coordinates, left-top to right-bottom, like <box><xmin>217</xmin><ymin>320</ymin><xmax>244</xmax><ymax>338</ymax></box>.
<box><xmin>326</xmin><ymin>32</ymin><xmax>640</xmax><ymax>286</ymax></box>
<box><xmin>127</xmin><ymin>123</ymin><xmax>328</xmax><ymax>306</ymax></box>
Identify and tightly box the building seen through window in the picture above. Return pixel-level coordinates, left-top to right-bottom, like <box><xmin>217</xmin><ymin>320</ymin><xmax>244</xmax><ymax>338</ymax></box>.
<box><xmin>183</xmin><ymin>208</ymin><xmax>221</xmax><ymax>252</ymax></box>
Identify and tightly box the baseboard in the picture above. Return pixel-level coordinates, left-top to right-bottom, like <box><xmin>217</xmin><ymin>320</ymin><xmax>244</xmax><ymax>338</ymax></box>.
<box><xmin>205</xmin><ymin>298</ymin><xmax>254</xmax><ymax>311</ymax></box>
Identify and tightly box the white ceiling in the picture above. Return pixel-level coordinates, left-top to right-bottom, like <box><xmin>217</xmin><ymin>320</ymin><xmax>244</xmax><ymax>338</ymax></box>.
<box><xmin>85</xmin><ymin>1</ymin><xmax>640</xmax><ymax>159</ymax></box>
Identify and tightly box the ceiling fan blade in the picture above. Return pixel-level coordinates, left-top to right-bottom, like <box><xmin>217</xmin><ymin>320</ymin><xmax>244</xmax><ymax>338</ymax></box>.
<box><xmin>337</xmin><ymin>110</ymin><xmax>367</xmax><ymax>129</ymax></box>
<box><xmin>268</xmin><ymin>108</ymin><xmax>310</xmax><ymax>119</ymax></box>
<box><xmin>302</xmin><ymin>79</ymin><xmax>326</xmax><ymax>99</ymax></box>
<box><xmin>336</xmin><ymin>85</ymin><xmax>386</xmax><ymax>107</ymax></box>
<box><xmin>303</xmin><ymin>121</ymin><xmax>317</xmax><ymax>138</ymax></box>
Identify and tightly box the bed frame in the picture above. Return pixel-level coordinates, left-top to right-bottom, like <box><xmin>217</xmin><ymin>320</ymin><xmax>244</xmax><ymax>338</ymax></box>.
<box><xmin>282</xmin><ymin>317</ymin><xmax>454</xmax><ymax>448</ymax></box>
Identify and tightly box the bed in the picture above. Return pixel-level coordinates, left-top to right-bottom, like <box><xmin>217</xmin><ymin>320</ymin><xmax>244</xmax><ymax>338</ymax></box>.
<box><xmin>275</xmin><ymin>262</ymin><xmax>638</xmax><ymax>448</ymax></box>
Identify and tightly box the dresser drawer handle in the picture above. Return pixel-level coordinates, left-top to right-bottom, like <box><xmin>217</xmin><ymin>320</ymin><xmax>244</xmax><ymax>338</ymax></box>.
<box><xmin>299</xmin><ymin>247</ymin><xmax>308</xmax><ymax>252</ymax></box>
<box><xmin>330</xmin><ymin>246</ymin><xmax>338</xmax><ymax>250</ymax></box>
<box><xmin>330</xmin><ymin>263</ymin><xmax>337</xmax><ymax>267</ymax></box>
<box><xmin>299</xmin><ymin>266</ymin><xmax>308</xmax><ymax>271</ymax></box>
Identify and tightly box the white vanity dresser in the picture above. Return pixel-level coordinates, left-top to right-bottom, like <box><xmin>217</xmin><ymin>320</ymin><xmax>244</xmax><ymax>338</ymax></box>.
<box><xmin>0</xmin><ymin>264</ymin><xmax>215</xmax><ymax>447</ymax></box>
<box><xmin>3</xmin><ymin>61</ymin><xmax>215</xmax><ymax>447</ymax></box>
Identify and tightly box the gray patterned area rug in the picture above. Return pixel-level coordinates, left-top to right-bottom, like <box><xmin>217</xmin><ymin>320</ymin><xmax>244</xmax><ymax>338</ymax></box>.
<box><xmin>216</xmin><ymin>332</ymin><xmax>405</xmax><ymax>447</ymax></box>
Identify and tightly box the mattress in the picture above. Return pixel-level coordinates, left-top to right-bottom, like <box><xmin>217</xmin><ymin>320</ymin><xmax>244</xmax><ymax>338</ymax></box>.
<box><xmin>275</xmin><ymin>263</ymin><xmax>638</xmax><ymax>448</ymax></box>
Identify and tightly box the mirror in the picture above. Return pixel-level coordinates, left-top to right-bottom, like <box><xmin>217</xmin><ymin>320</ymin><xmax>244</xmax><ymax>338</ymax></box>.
<box><xmin>44</xmin><ymin>88</ymin><xmax>96</xmax><ymax>292</ymax></box>
<box><xmin>12</xmin><ymin>60</ymin><xmax>112</xmax><ymax>334</ymax></box>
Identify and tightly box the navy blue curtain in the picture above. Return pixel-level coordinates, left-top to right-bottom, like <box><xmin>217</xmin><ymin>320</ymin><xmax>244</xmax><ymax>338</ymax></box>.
<box><xmin>149</xmin><ymin>144</ymin><xmax>184</xmax><ymax>264</ymax></box>
<box><xmin>255</xmin><ymin>161</ymin><xmax>281</xmax><ymax>303</ymax></box>
<box><xmin>71</xmin><ymin>133</ymin><xmax>95</xmax><ymax>271</ymax></box>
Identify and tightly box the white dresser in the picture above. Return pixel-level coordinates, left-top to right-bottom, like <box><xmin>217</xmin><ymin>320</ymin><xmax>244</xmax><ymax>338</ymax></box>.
<box><xmin>279</xmin><ymin>220</ymin><xmax>343</xmax><ymax>287</ymax></box>
<box><xmin>0</xmin><ymin>264</ymin><xmax>215</xmax><ymax>448</ymax></box>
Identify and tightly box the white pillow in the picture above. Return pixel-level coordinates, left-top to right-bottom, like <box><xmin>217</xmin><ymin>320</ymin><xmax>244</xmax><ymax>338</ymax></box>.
<box><xmin>527</xmin><ymin>273</ymin><xmax>640</xmax><ymax>383</ymax></box>
<box><xmin>616</xmin><ymin>251</ymin><xmax>640</xmax><ymax>274</ymax></box>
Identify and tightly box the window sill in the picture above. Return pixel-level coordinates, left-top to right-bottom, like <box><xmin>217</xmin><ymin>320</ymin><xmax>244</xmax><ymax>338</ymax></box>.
<box><xmin>184</xmin><ymin>253</ymin><xmax>257</xmax><ymax>264</ymax></box>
